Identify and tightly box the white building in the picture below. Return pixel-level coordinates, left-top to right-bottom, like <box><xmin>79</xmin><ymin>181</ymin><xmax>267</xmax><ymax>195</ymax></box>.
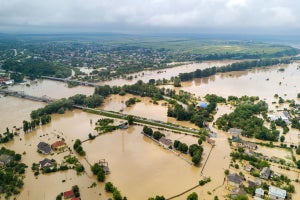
<box><xmin>268</xmin><ymin>186</ymin><xmax>286</xmax><ymax>200</ymax></box>
<box><xmin>255</xmin><ymin>188</ymin><xmax>264</xmax><ymax>198</ymax></box>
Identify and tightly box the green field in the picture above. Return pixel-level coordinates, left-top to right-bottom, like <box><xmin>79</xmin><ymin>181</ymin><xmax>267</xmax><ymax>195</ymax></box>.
<box><xmin>98</xmin><ymin>35</ymin><xmax>298</xmax><ymax>55</ymax></box>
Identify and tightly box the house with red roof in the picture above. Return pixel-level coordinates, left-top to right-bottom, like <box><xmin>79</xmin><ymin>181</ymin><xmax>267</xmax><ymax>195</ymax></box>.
<box><xmin>51</xmin><ymin>141</ymin><xmax>67</xmax><ymax>151</ymax></box>
<box><xmin>63</xmin><ymin>190</ymin><xmax>74</xmax><ymax>199</ymax></box>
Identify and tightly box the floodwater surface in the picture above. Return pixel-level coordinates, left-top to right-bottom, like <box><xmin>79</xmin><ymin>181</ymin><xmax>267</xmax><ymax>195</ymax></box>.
<box><xmin>101</xmin><ymin>60</ymin><xmax>236</xmax><ymax>86</ymax></box>
<box><xmin>1</xmin><ymin>61</ymin><xmax>300</xmax><ymax>199</ymax></box>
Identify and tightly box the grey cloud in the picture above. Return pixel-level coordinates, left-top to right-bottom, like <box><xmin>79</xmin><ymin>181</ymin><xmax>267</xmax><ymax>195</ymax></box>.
<box><xmin>0</xmin><ymin>0</ymin><xmax>299</xmax><ymax>33</ymax></box>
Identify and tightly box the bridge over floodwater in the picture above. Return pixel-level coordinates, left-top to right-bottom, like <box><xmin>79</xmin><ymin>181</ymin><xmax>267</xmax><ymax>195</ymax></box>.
<box><xmin>41</xmin><ymin>76</ymin><xmax>99</xmax><ymax>87</ymax></box>
<box><xmin>0</xmin><ymin>89</ymin><xmax>55</xmax><ymax>103</ymax></box>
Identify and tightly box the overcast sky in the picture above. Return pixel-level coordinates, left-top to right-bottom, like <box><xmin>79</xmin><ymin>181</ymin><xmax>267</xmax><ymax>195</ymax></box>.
<box><xmin>0</xmin><ymin>0</ymin><xmax>299</xmax><ymax>34</ymax></box>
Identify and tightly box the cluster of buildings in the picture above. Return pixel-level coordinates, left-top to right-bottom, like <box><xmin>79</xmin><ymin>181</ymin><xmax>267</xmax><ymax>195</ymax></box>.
<box><xmin>37</xmin><ymin>140</ymin><xmax>67</xmax><ymax>154</ymax></box>
<box><xmin>37</xmin><ymin>141</ymin><xmax>67</xmax><ymax>170</ymax></box>
<box><xmin>229</xmin><ymin>128</ymin><xmax>257</xmax><ymax>150</ymax></box>
<box><xmin>228</xmin><ymin>171</ymin><xmax>287</xmax><ymax>200</ymax></box>
<box><xmin>227</xmin><ymin>127</ymin><xmax>289</xmax><ymax>199</ymax></box>
<box><xmin>254</xmin><ymin>186</ymin><xmax>286</xmax><ymax>200</ymax></box>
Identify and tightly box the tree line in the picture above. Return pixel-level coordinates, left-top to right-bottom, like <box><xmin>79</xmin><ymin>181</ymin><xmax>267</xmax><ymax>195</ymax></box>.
<box><xmin>179</xmin><ymin>58</ymin><xmax>291</xmax><ymax>81</ymax></box>
<box><xmin>142</xmin><ymin>126</ymin><xmax>203</xmax><ymax>165</ymax></box>
<box><xmin>30</xmin><ymin>94</ymin><xmax>104</xmax><ymax>120</ymax></box>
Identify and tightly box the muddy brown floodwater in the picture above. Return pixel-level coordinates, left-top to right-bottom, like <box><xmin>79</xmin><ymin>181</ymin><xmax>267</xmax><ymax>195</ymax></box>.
<box><xmin>1</xmin><ymin>61</ymin><xmax>300</xmax><ymax>199</ymax></box>
<box><xmin>2</xmin><ymin>109</ymin><xmax>219</xmax><ymax>200</ymax></box>
<box><xmin>101</xmin><ymin>60</ymin><xmax>236</xmax><ymax>86</ymax></box>
<box><xmin>9</xmin><ymin>79</ymin><xmax>94</xmax><ymax>99</ymax></box>
<box><xmin>0</xmin><ymin>96</ymin><xmax>45</xmax><ymax>129</ymax></box>
<box><xmin>173</xmin><ymin>62</ymin><xmax>300</xmax><ymax>104</ymax></box>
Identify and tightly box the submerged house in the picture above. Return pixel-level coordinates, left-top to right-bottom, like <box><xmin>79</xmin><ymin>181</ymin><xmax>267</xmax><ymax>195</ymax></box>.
<box><xmin>37</xmin><ymin>142</ymin><xmax>52</xmax><ymax>154</ymax></box>
<box><xmin>268</xmin><ymin>186</ymin><xmax>286</xmax><ymax>200</ymax></box>
<box><xmin>260</xmin><ymin>167</ymin><xmax>272</xmax><ymax>180</ymax></box>
<box><xmin>228</xmin><ymin>128</ymin><xmax>243</xmax><ymax>135</ymax></box>
<box><xmin>255</xmin><ymin>188</ymin><xmax>265</xmax><ymax>198</ymax></box>
<box><xmin>228</xmin><ymin>173</ymin><xmax>244</xmax><ymax>186</ymax></box>
<box><xmin>231</xmin><ymin>187</ymin><xmax>246</xmax><ymax>199</ymax></box>
<box><xmin>195</xmin><ymin>102</ymin><xmax>208</xmax><ymax>110</ymax></box>
<box><xmin>206</xmin><ymin>136</ymin><xmax>216</xmax><ymax>146</ymax></box>
<box><xmin>39</xmin><ymin>158</ymin><xmax>55</xmax><ymax>169</ymax></box>
<box><xmin>241</xmin><ymin>141</ymin><xmax>257</xmax><ymax>150</ymax></box>
<box><xmin>267</xmin><ymin>112</ymin><xmax>290</xmax><ymax>125</ymax></box>
<box><xmin>0</xmin><ymin>154</ymin><xmax>13</xmax><ymax>166</ymax></box>
<box><xmin>232</xmin><ymin>136</ymin><xmax>257</xmax><ymax>150</ymax></box>
<box><xmin>63</xmin><ymin>190</ymin><xmax>75</xmax><ymax>199</ymax></box>
<box><xmin>159</xmin><ymin>137</ymin><xmax>173</xmax><ymax>148</ymax></box>
<box><xmin>51</xmin><ymin>141</ymin><xmax>67</xmax><ymax>150</ymax></box>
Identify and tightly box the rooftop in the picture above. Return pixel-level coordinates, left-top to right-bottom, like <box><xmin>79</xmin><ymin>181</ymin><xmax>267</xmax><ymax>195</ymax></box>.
<box><xmin>39</xmin><ymin>158</ymin><xmax>55</xmax><ymax>169</ymax></box>
<box><xmin>268</xmin><ymin>186</ymin><xmax>286</xmax><ymax>199</ymax></box>
<box><xmin>0</xmin><ymin>154</ymin><xmax>13</xmax><ymax>165</ymax></box>
<box><xmin>63</xmin><ymin>190</ymin><xmax>75</xmax><ymax>198</ymax></box>
<box><xmin>255</xmin><ymin>188</ymin><xmax>264</xmax><ymax>196</ymax></box>
<box><xmin>228</xmin><ymin>128</ymin><xmax>243</xmax><ymax>135</ymax></box>
<box><xmin>228</xmin><ymin>173</ymin><xmax>243</xmax><ymax>184</ymax></box>
<box><xmin>37</xmin><ymin>142</ymin><xmax>51</xmax><ymax>154</ymax></box>
<box><xmin>196</xmin><ymin>102</ymin><xmax>208</xmax><ymax>109</ymax></box>
<box><xmin>159</xmin><ymin>137</ymin><xmax>173</xmax><ymax>147</ymax></box>
<box><xmin>51</xmin><ymin>140</ymin><xmax>66</xmax><ymax>148</ymax></box>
